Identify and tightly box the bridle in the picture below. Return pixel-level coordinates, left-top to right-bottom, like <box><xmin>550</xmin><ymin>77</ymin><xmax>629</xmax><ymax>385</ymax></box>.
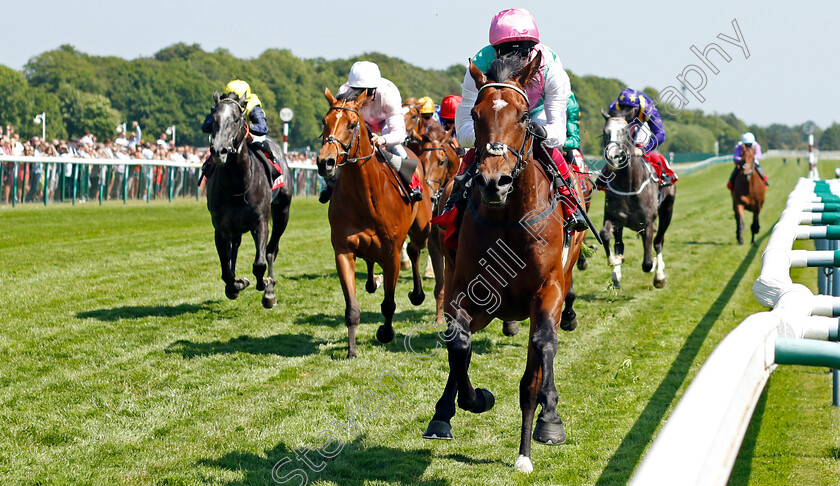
<box><xmin>211</xmin><ymin>98</ymin><xmax>248</xmax><ymax>157</ymax></box>
<box><xmin>602</xmin><ymin>117</ymin><xmax>657</xmax><ymax>196</ymax></box>
<box><xmin>418</xmin><ymin>142</ymin><xmax>453</xmax><ymax>204</ymax></box>
<box><xmin>473</xmin><ymin>82</ymin><xmax>534</xmax><ymax>186</ymax></box>
<box><xmin>403</xmin><ymin>104</ymin><xmax>422</xmax><ymax>143</ymax></box>
<box><xmin>321</xmin><ymin>105</ymin><xmax>374</xmax><ymax>165</ymax></box>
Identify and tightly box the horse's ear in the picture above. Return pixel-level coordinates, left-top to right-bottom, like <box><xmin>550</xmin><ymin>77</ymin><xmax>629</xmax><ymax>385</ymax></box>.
<box><xmin>213</xmin><ymin>90</ymin><xmax>220</xmax><ymax>104</ymax></box>
<box><xmin>516</xmin><ymin>50</ymin><xmax>542</xmax><ymax>88</ymax></box>
<box><xmin>352</xmin><ymin>88</ymin><xmax>367</xmax><ymax>106</ymax></box>
<box><xmin>601</xmin><ymin>108</ymin><xmax>611</xmax><ymax>120</ymax></box>
<box><xmin>468</xmin><ymin>60</ymin><xmax>487</xmax><ymax>89</ymax></box>
<box><xmin>444</xmin><ymin>126</ymin><xmax>454</xmax><ymax>143</ymax></box>
<box><xmin>324</xmin><ymin>87</ymin><xmax>336</xmax><ymax>105</ymax></box>
<box><xmin>421</xmin><ymin>133</ymin><xmax>431</xmax><ymax>144</ymax></box>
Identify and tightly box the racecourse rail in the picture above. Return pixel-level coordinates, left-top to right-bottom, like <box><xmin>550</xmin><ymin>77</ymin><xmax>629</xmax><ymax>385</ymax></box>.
<box><xmin>0</xmin><ymin>154</ymin><xmax>325</xmax><ymax>206</ymax></box>
<box><xmin>630</xmin><ymin>177</ymin><xmax>840</xmax><ymax>485</ymax></box>
<box><xmin>1</xmin><ymin>153</ymin><xmax>732</xmax><ymax>207</ymax></box>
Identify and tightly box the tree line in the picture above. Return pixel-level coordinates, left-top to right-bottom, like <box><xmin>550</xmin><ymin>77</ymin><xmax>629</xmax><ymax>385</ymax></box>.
<box><xmin>2</xmin><ymin>43</ymin><xmax>835</xmax><ymax>154</ymax></box>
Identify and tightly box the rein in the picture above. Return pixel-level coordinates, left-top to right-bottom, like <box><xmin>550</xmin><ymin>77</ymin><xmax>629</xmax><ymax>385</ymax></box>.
<box><xmin>322</xmin><ymin>105</ymin><xmax>374</xmax><ymax>165</ymax></box>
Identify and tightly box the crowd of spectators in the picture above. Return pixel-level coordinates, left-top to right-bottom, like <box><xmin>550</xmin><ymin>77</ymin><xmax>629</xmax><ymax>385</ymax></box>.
<box><xmin>1</xmin><ymin>123</ymin><xmax>322</xmax><ymax>205</ymax></box>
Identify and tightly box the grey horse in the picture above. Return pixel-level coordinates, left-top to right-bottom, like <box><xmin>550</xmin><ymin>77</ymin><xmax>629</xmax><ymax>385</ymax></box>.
<box><xmin>599</xmin><ymin>109</ymin><xmax>676</xmax><ymax>289</ymax></box>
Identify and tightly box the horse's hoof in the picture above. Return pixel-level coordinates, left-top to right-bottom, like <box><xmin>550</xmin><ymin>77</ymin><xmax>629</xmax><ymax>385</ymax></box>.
<box><xmin>346</xmin><ymin>351</ymin><xmax>357</xmax><ymax>359</ymax></box>
<box><xmin>400</xmin><ymin>260</ymin><xmax>411</xmax><ymax>271</ymax></box>
<box><xmin>502</xmin><ymin>321</ymin><xmax>520</xmax><ymax>336</ymax></box>
<box><xmin>408</xmin><ymin>290</ymin><xmax>426</xmax><ymax>306</ymax></box>
<box><xmin>560</xmin><ymin>315</ymin><xmax>578</xmax><ymax>332</ymax></box>
<box><xmin>577</xmin><ymin>258</ymin><xmax>588</xmax><ymax>271</ymax></box>
<box><xmin>423</xmin><ymin>268</ymin><xmax>435</xmax><ymax>279</ymax></box>
<box><xmin>469</xmin><ymin>388</ymin><xmax>495</xmax><ymax>414</ymax></box>
<box><xmin>256</xmin><ymin>279</ymin><xmax>266</xmax><ymax>291</ymax></box>
<box><xmin>533</xmin><ymin>420</ymin><xmax>566</xmax><ymax>445</ymax></box>
<box><xmin>611</xmin><ymin>278</ymin><xmax>621</xmax><ymax>290</ymax></box>
<box><xmin>224</xmin><ymin>287</ymin><xmax>240</xmax><ymax>300</ymax></box>
<box><xmin>238</xmin><ymin>278</ymin><xmax>251</xmax><ymax>291</ymax></box>
<box><xmin>376</xmin><ymin>325</ymin><xmax>395</xmax><ymax>343</ymax></box>
<box><xmin>262</xmin><ymin>294</ymin><xmax>276</xmax><ymax>309</ymax></box>
<box><xmin>423</xmin><ymin>420</ymin><xmax>453</xmax><ymax>440</ymax></box>
<box><xmin>654</xmin><ymin>278</ymin><xmax>666</xmax><ymax>289</ymax></box>
<box><xmin>365</xmin><ymin>280</ymin><xmax>378</xmax><ymax>294</ymax></box>
<box><xmin>642</xmin><ymin>261</ymin><xmax>654</xmax><ymax>273</ymax></box>
<box><xmin>514</xmin><ymin>455</ymin><xmax>534</xmax><ymax>474</ymax></box>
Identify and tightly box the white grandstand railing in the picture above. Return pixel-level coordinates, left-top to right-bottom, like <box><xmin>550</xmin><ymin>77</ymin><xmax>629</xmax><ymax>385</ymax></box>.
<box><xmin>630</xmin><ymin>178</ymin><xmax>840</xmax><ymax>486</ymax></box>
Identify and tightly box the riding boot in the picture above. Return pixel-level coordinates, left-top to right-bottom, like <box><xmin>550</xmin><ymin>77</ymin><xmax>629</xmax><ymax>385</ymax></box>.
<box><xmin>201</xmin><ymin>156</ymin><xmax>215</xmax><ymax>181</ymax></box>
<box><xmin>755</xmin><ymin>164</ymin><xmax>769</xmax><ymax>186</ymax></box>
<box><xmin>378</xmin><ymin>147</ymin><xmax>423</xmax><ymax>201</ymax></box>
<box><xmin>560</xmin><ymin>174</ymin><xmax>588</xmax><ymax>233</ymax></box>
<box><xmin>727</xmin><ymin>167</ymin><xmax>738</xmax><ymax>191</ymax></box>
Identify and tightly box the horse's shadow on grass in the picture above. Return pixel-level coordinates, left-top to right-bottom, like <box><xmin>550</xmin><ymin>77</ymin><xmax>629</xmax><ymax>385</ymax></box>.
<box><xmin>165</xmin><ymin>333</ymin><xmax>325</xmax><ymax>359</ymax></box>
<box><xmin>198</xmin><ymin>435</ymin><xmax>447</xmax><ymax>486</ymax></box>
<box><xmin>296</xmin><ymin>309</ymin><xmax>434</xmax><ymax>328</ymax></box>
<box><xmin>76</xmin><ymin>300</ymin><xmax>221</xmax><ymax>322</ymax></box>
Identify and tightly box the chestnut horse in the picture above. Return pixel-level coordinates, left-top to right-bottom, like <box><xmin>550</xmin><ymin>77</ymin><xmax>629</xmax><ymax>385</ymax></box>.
<box><xmin>317</xmin><ymin>87</ymin><xmax>433</xmax><ymax>358</ymax></box>
<box><xmin>423</xmin><ymin>51</ymin><xmax>588</xmax><ymax>474</ymax></box>
<box><xmin>732</xmin><ymin>145</ymin><xmax>766</xmax><ymax>244</ymax></box>
<box><xmin>206</xmin><ymin>92</ymin><xmax>292</xmax><ymax>308</ymax></box>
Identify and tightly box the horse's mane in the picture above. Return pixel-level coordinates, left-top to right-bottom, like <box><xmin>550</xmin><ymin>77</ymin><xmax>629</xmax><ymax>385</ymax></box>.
<box><xmin>337</xmin><ymin>87</ymin><xmax>366</xmax><ymax>102</ymax></box>
<box><xmin>609</xmin><ymin>106</ymin><xmax>636</xmax><ymax>120</ymax></box>
<box><xmin>486</xmin><ymin>52</ymin><xmax>529</xmax><ymax>83</ymax></box>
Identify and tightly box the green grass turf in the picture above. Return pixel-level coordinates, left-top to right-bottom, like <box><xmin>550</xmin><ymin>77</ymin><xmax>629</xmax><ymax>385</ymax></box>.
<box><xmin>0</xmin><ymin>157</ymin><xmax>837</xmax><ymax>485</ymax></box>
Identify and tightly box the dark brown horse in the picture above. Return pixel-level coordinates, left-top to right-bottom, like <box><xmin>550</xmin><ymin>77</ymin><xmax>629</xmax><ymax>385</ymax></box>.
<box><xmin>732</xmin><ymin>145</ymin><xmax>766</xmax><ymax>244</ymax></box>
<box><xmin>317</xmin><ymin>87</ymin><xmax>433</xmax><ymax>358</ymax></box>
<box><xmin>205</xmin><ymin>92</ymin><xmax>292</xmax><ymax>308</ymax></box>
<box><xmin>423</xmin><ymin>51</ymin><xmax>588</xmax><ymax>474</ymax></box>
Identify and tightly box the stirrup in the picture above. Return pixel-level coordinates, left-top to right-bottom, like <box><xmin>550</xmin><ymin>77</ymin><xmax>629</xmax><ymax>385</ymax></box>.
<box><xmin>564</xmin><ymin>209</ymin><xmax>587</xmax><ymax>233</ymax></box>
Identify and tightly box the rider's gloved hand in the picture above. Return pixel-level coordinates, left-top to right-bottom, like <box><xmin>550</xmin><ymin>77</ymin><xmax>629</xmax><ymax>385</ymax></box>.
<box><xmin>528</xmin><ymin>121</ymin><xmax>547</xmax><ymax>144</ymax></box>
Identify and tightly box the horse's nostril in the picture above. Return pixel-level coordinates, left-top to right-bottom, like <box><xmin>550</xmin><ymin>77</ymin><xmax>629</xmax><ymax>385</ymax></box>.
<box><xmin>326</xmin><ymin>158</ymin><xmax>336</xmax><ymax>168</ymax></box>
<box><xmin>497</xmin><ymin>175</ymin><xmax>513</xmax><ymax>188</ymax></box>
<box><xmin>475</xmin><ymin>174</ymin><xmax>488</xmax><ymax>187</ymax></box>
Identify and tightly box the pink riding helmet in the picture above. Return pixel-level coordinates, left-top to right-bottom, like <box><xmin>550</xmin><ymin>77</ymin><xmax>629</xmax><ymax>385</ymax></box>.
<box><xmin>489</xmin><ymin>8</ymin><xmax>540</xmax><ymax>46</ymax></box>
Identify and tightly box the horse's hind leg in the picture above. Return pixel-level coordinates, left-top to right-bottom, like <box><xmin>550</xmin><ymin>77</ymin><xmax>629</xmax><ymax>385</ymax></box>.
<box><xmin>735</xmin><ymin>205</ymin><xmax>745</xmax><ymax>245</ymax></box>
<box><xmin>262</xmin><ymin>204</ymin><xmax>290</xmax><ymax>309</ymax></box>
<box><xmin>365</xmin><ymin>260</ymin><xmax>379</xmax><ymax>294</ymax></box>
<box><xmin>560</xmin><ymin>277</ymin><xmax>577</xmax><ymax>331</ymax></box>
<box><xmin>653</xmin><ymin>189</ymin><xmax>675</xmax><ymax>288</ymax></box>
<box><xmin>751</xmin><ymin>211</ymin><xmax>760</xmax><ymax>244</ymax></box>
<box><xmin>641</xmin><ymin>222</ymin><xmax>655</xmax><ymax>273</ymax></box>
<box><xmin>427</xmin><ymin>226</ymin><xmax>445</xmax><ymax>316</ymax></box>
<box><xmin>406</xmin><ymin>238</ymin><xmax>426</xmax><ymax>306</ymax></box>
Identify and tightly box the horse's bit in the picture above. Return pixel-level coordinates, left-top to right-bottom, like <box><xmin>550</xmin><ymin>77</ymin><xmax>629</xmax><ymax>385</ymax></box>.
<box><xmin>322</xmin><ymin>105</ymin><xmax>373</xmax><ymax>165</ymax></box>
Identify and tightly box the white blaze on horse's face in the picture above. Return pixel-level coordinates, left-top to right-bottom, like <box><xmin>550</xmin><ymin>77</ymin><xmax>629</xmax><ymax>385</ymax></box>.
<box><xmin>604</xmin><ymin>118</ymin><xmax>630</xmax><ymax>170</ymax></box>
<box><xmin>492</xmin><ymin>99</ymin><xmax>508</xmax><ymax>111</ymax></box>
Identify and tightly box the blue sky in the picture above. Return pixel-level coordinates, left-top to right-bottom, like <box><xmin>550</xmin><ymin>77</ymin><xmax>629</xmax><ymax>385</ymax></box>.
<box><xmin>3</xmin><ymin>0</ymin><xmax>837</xmax><ymax>128</ymax></box>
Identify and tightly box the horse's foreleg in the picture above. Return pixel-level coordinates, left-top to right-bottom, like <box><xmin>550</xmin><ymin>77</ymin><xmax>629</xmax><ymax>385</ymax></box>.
<box><xmin>529</xmin><ymin>286</ymin><xmax>565</xmax><ymax>449</ymax></box>
<box><xmin>336</xmin><ymin>252</ymin><xmax>360</xmax><ymax>358</ymax></box>
<box><xmin>427</xmin><ymin>227</ymin><xmax>446</xmax><ymax>317</ymax></box>
<box><xmin>424</xmin><ymin>369</ymin><xmax>458</xmax><ymax>440</ymax></box>
<box><xmin>751</xmin><ymin>210</ymin><xmax>760</xmax><ymax>244</ymax></box>
<box><xmin>515</xmin><ymin>341</ymin><xmax>541</xmax><ymax>474</ymax></box>
<box><xmin>641</xmin><ymin>222</ymin><xmax>655</xmax><ymax>273</ymax></box>
<box><xmin>218</xmin><ymin>232</ymin><xmax>249</xmax><ymax>299</ymax></box>
<box><xmin>735</xmin><ymin>205</ymin><xmax>745</xmax><ymax>245</ymax></box>
<box><xmin>252</xmin><ymin>219</ymin><xmax>268</xmax><ymax>292</ymax></box>
<box><xmin>449</xmin><ymin>311</ymin><xmax>495</xmax><ymax>415</ymax></box>
<box><xmin>406</xmin><ymin>238</ymin><xmax>426</xmax><ymax>306</ymax></box>
<box><xmin>376</xmin><ymin>256</ymin><xmax>400</xmax><ymax>344</ymax></box>
<box><xmin>599</xmin><ymin>219</ymin><xmax>614</xmax><ymax>261</ymax></box>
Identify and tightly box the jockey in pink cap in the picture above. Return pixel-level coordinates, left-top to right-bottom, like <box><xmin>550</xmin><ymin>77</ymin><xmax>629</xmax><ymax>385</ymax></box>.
<box><xmin>434</xmin><ymin>8</ymin><xmax>587</xmax><ymax>249</ymax></box>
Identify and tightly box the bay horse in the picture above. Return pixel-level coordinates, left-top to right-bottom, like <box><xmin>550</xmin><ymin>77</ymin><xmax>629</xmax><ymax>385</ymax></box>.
<box><xmin>416</xmin><ymin>125</ymin><xmax>459</xmax><ymax>311</ymax></box>
<box><xmin>732</xmin><ymin>145</ymin><xmax>766</xmax><ymax>244</ymax></box>
<box><xmin>317</xmin><ymin>87</ymin><xmax>433</xmax><ymax>358</ymax></box>
<box><xmin>205</xmin><ymin>91</ymin><xmax>293</xmax><ymax>308</ymax></box>
<box><xmin>599</xmin><ymin>109</ymin><xmax>676</xmax><ymax>289</ymax></box>
<box><xmin>423</xmin><ymin>51</ymin><xmax>588</xmax><ymax>474</ymax></box>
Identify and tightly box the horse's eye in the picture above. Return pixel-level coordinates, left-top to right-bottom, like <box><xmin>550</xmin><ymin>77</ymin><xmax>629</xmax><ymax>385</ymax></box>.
<box><xmin>348</xmin><ymin>122</ymin><xmax>357</xmax><ymax>130</ymax></box>
<box><xmin>520</xmin><ymin>113</ymin><xmax>528</xmax><ymax>124</ymax></box>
